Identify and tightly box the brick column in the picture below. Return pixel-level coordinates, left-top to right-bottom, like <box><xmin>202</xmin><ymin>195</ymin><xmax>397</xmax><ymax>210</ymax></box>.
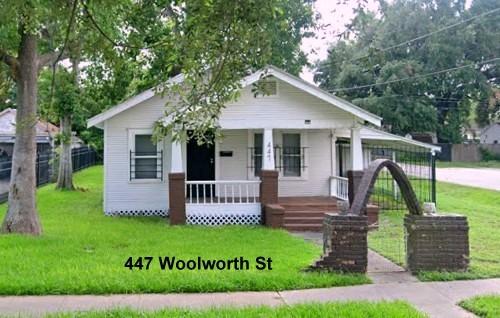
<box><xmin>260</xmin><ymin>170</ymin><xmax>279</xmax><ymax>226</ymax></box>
<box><xmin>347</xmin><ymin>170</ymin><xmax>364</xmax><ymax>205</ymax></box>
<box><xmin>405</xmin><ymin>214</ymin><xmax>469</xmax><ymax>273</ymax></box>
<box><xmin>312</xmin><ymin>214</ymin><xmax>368</xmax><ymax>273</ymax></box>
<box><xmin>260</xmin><ymin>170</ymin><xmax>278</xmax><ymax>205</ymax></box>
<box><xmin>168</xmin><ymin>172</ymin><xmax>186</xmax><ymax>225</ymax></box>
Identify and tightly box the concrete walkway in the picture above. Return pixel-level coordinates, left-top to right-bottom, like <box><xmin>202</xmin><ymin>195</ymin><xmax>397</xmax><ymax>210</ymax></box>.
<box><xmin>0</xmin><ymin>279</ymin><xmax>499</xmax><ymax>317</ymax></box>
<box><xmin>436</xmin><ymin>167</ymin><xmax>500</xmax><ymax>190</ymax></box>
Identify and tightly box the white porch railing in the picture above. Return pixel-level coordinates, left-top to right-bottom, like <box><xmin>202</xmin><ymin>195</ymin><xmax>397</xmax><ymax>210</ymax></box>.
<box><xmin>185</xmin><ymin>180</ymin><xmax>261</xmax><ymax>204</ymax></box>
<box><xmin>330</xmin><ymin>176</ymin><xmax>349</xmax><ymax>201</ymax></box>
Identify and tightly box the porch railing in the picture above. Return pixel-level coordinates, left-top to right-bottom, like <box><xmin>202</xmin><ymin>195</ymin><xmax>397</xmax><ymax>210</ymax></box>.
<box><xmin>185</xmin><ymin>180</ymin><xmax>261</xmax><ymax>204</ymax></box>
<box><xmin>330</xmin><ymin>176</ymin><xmax>349</xmax><ymax>201</ymax></box>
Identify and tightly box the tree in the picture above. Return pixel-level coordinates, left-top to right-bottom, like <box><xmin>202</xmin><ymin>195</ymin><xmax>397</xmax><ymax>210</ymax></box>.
<box><xmin>314</xmin><ymin>0</ymin><xmax>499</xmax><ymax>142</ymax></box>
<box><xmin>0</xmin><ymin>0</ymin><xmax>78</xmax><ymax>234</ymax></box>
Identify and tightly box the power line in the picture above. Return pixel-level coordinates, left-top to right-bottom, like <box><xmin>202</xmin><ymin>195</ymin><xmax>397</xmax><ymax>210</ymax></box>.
<box><xmin>330</xmin><ymin>57</ymin><xmax>500</xmax><ymax>93</ymax></box>
<box><xmin>319</xmin><ymin>6</ymin><xmax>500</xmax><ymax>67</ymax></box>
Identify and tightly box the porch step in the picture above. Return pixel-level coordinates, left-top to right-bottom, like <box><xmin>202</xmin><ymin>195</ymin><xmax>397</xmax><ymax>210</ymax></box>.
<box><xmin>279</xmin><ymin>203</ymin><xmax>337</xmax><ymax>212</ymax></box>
<box><xmin>283</xmin><ymin>216</ymin><xmax>325</xmax><ymax>224</ymax></box>
<box><xmin>283</xmin><ymin>223</ymin><xmax>323</xmax><ymax>231</ymax></box>
<box><xmin>283</xmin><ymin>211</ymin><xmax>329</xmax><ymax>218</ymax></box>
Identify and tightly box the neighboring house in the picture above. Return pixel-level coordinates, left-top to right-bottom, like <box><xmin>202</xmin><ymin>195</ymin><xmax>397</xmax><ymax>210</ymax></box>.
<box><xmin>0</xmin><ymin>108</ymin><xmax>83</xmax><ymax>160</ymax></box>
<box><xmin>480</xmin><ymin>123</ymin><xmax>500</xmax><ymax>144</ymax></box>
<box><xmin>88</xmin><ymin>66</ymin><xmax>439</xmax><ymax>227</ymax></box>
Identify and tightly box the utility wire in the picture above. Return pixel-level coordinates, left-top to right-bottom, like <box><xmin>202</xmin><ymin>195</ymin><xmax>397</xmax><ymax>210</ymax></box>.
<box><xmin>319</xmin><ymin>6</ymin><xmax>500</xmax><ymax>66</ymax></box>
<box><xmin>330</xmin><ymin>57</ymin><xmax>500</xmax><ymax>93</ymax></box>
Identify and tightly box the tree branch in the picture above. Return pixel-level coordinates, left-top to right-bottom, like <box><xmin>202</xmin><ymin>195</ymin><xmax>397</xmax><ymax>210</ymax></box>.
<box><xmin>0</xmin><ymin>48</ymin><xmax>19</xmax><ymax>70</ymax></box>
<box><xmin>37</xmin><ymin>50</ymin><xmax>71</xmax><ymax>70</ymax></box>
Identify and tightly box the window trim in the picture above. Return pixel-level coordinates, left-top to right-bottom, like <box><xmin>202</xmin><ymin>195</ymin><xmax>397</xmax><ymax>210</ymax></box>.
<box><xmin>128</xmin><ymin>128</ymin><xmax>164</xmax><ymax>183</ymax></box>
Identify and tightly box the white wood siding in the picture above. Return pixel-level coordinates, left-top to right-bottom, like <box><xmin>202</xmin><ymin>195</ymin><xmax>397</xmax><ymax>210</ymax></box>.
<box><xmin>216</xmin><ymin>130</ymin><xmax>248</xmax><ymax>180</ymax></box>
<box><xmin>220</xmin><ymin>78</ymin><xmax>356</xmax><ymax>129</ymax></box>
<box><xmin>278</xmin><ymin>130</ymin><xmax>332</xmax><ymax>196</ymax></box>
<box><xmin>105</xmin><ymin>95</ymin><xmax>172</xmax><ymax>214</ymax></box>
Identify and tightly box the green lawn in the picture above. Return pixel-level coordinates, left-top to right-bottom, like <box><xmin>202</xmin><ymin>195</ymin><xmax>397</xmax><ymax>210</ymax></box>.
<box><xmin>48</xmin><ymin>301</ymin><xmax>426</xmax><ymax>318</ymax></box>
<box><xmin>459</xmin><ymin>295</ymin><xmax>500</xmax><ymax>318</ymax></box>
<box><xmin>436</xmin><ymin>161</ymin><xmax>500</xmax><ymax>169</ymax></box>
<box><xmin>0</xmin><ymin>166</ymin><xmax>368</xmax><ymax>295</ymax></box>
<box><xmin>369</xmin><ymin>181</ymin><xmax>500</xmax><ymax>280</ymax></box>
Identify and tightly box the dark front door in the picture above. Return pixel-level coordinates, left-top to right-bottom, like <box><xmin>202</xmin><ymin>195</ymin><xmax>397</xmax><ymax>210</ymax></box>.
<box><xmin>186</xmin><ymin>135</ymin><xmax>215</xmax><ymax>199</ymax></box>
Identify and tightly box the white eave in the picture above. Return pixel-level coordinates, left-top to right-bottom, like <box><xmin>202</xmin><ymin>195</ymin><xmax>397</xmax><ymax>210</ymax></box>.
<box><xmin>87</xmin><ymin>65</ymin><xmax>382</xmax><ymax>129</ymax></box>
<box><xmin>336</xmin><ymin>126</ymin><xmax>441</xmax><ymax>153</ymax></box>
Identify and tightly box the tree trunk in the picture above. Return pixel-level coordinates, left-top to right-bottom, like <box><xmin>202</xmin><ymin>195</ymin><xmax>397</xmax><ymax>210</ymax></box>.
<box><xmin>55</xmin><ymin>51</ymin><xmax>79</xmax><ymax>190</ymax></box>
<box><xmin>55</xmin><ymin>114</ymin><xmax>74</xmax><ymax>190</ymax></box>
<box><xmin>1</xmin><ymin>32</ymin><xmax>42</xmax><ymax>235</ymax></box>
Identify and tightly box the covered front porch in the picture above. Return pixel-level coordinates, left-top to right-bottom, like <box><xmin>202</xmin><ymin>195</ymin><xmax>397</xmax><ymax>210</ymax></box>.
<box><xmin>166</xmin><ymin>125</ymin><xmax>367</xmax><ymax>226</ymax></box>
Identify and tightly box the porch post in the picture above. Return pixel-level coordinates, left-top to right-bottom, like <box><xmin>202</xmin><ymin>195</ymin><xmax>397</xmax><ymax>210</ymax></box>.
<box><xmin>169</xmin><ymin>140</ymin><xmax>186</xmax><ymax>225</ymax></box>
<box><xmin>329</xmin><ymin>131</ymin><xmax>337</xmax><ymax>197</ymax></box>
<box><xmin>262</xmin><ymin>128</ymin><xmax>275</xmax><ymax>170</ymax></box>
<box><xmin>348</xmin><ymin>125</ymin><xmax>363</xmax><ymax>205</ymax></box>
<box><xmin>260</xmin><ymin>128</ymin><xmax>280</xmax><ymax>226</ymax></box>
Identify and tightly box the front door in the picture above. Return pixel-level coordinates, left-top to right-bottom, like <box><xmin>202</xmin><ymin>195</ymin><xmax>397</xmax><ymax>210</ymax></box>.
<box><xmin>186</xmin><ymin>135</ymin><xmax>215</xmax><ymax>199</ymax></box>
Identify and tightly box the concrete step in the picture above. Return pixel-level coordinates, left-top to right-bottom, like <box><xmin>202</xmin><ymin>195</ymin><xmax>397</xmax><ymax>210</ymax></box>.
<box><xmin>283</xmin><ymin>223</ymin><xmax>323</xmax><ymax>231</ymax></box>
<box><xmin>283</xmin><ymin>216</ymin><xmax>325</xmax><ymax>224</ymax></box>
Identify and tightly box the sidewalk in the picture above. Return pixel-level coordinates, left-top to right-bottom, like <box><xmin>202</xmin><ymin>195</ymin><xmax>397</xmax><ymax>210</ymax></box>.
<box><xmin>0</xmin><ymin>278</ymin><xmax>499</xmax><ymax>317</ymax></box>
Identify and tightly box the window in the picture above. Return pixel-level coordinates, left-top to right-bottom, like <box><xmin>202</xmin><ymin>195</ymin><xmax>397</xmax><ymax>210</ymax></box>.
<box><xmin>282</xmin><ymin>133</ymin><xmax>301</xmax><ymax>177</ymax></box>
<box><xmin>253</xmin><ymin>133</ymin><xmax>263</xmax><ymax>176</ymax></box>
<box><xmin>130</xmin><ymin>133</ymin><xmax>163</xmax><ymax>180</ymax></box>
<box><xmin>255</xmin><ymin>80</ymin><xmax>278</xmax><ymax>97</ymax></box>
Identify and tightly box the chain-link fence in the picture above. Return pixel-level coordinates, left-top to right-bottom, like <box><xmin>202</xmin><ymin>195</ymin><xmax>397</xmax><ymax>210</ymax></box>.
<box><xmin>338</xmin><ymin>142</ymin><xmax>436</xmax><ymax>211</ymax></box>
<box><xmin>0</xmin><ymin>146</ymin><xmax>98</xmax><ymax>203</ymax></box>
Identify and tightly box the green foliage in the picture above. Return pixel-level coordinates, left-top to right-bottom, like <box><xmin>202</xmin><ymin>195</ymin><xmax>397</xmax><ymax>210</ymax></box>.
<box><xmin>479</xmin><ymin>147</ymin><xmax>500</xmax><ymax>161</ymax></box>
<box><xmin>460</xmin><ymin>295</ymin><xmax>500</xmax><ymax>318</ymax></box>
<box><xmin>48</xmin><ymin>301</ymin><xmax>426</xmax><ymax>318</ymax></box>
<box><xmin>315</xmin><ymin>0</ymin><xmax>499</xmax><ymax>142</ymax></box>
<box><xmin>0</xmin><ymin>166</ymin><xmax>369</xmax><ymax>295</ymax></box>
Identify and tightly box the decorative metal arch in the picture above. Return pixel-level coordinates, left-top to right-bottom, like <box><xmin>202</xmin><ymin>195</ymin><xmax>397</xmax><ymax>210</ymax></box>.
<box><xmin>349</xmin><ymin>159</ymin><xmax>423</xmax><ymax>216</ymax></box>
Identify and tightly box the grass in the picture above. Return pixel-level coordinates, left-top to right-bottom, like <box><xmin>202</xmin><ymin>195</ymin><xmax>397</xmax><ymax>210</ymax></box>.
<box><xmin>47</xmin><ymin>301</ymin><xmax>426</xmax><ymax>318</ymax></box>
<box><xmin>459</xmin><ymin>295</ymin><xmax>500</xmax><ymax>318</ymax></box>
<box><xmin>0</xmin><ymin>166</ymin><xmax>368</xmax><ymax>295</ymax></box>
<box><xmin>369</xmin><ymin>181</ymin><xmax>500</xmax><ymax>281</ymax></box>
<box><xmin>436</xmin><ymin>161</ymin><xmax>500</xmax><ymax>169</ymax></box>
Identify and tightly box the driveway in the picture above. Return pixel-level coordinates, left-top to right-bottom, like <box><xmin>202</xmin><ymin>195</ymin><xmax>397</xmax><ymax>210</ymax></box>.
<box><xmin>437</xmin><ymin>167</ymin><xmax>500</xmax><ymax>190</ymax></box>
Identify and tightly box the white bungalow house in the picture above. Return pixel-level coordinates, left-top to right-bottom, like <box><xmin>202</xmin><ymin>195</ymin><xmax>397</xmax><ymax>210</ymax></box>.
<box><xmin>88</xmin><ymin>66</ymin><xmax>439</xmax><ymax>229</ymax></box>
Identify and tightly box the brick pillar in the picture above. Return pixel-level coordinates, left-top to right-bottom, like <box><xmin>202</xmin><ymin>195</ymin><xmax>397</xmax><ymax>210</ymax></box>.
<box><xmin>260</xmin><ymin>170</ymin><xmax>279</xmax><ymax>226</ymax></box>
<box><xmin>260</xmin><ymin>170</ymin><xmax>278</xmax><ymax>205</ymax></box>
<box><xmin>168</xmin><ymin>172</ymin><xmax>186</xmax><ymax>225</ymax></box>
<box><xmin>347</xmin><ymin>170</ymin><xmax>364</xmax><ymax>205</ymax></box>
<box><xmin>405</xmin><ymin>215</ymin><xmax>469</xmax><ymax>273</ymax></box>
<box><xmin>312</xmin><ymin>214</ymin><xmax>368</xmax><ymax>273</ymax></box>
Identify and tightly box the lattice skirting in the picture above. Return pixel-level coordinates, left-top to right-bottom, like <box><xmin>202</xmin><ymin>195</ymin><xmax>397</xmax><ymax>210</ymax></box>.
<box><xmin>187</xmin><ymin>213</ymin><xmax>262</xmax><ymax>225</ymax></box>
<box><xmin>105</xmin><ymin>209</ymin><xmax>168</xmax><ymax>217</ymax></box>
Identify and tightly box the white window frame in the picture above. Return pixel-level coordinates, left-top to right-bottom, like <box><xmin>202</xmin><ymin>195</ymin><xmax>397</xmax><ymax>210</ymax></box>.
<box><xmin>128</xmin><ymin>128</ymin><xmax>164</xmax><ymax>183</ymax></box>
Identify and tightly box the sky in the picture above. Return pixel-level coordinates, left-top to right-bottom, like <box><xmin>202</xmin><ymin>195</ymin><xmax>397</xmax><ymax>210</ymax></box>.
<box><xmin>300</xmin><ymin>0</ymin><xmax>381</xmax><ymax>84</ymax></box>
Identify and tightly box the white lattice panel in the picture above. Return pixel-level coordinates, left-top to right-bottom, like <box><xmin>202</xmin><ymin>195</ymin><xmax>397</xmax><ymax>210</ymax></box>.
<box><xmin>105</xmin><ymin>209</ymin><xmax>168</xmax><ymax>217</ymax></box>
<box><xmin>187</xmin><ymin>213</ymin><xmax>261</xmax><ymax>225</ymax></box>
<box><xmin>186</xmin><ymin>203</ymin><xmax>261</xmax><ymax>225</ymax></box>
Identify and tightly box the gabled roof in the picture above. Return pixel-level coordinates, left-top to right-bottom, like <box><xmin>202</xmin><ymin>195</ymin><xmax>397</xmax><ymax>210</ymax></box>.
<box><xmin>87</xmin><ymin>66</ymin><xmax>382</xmax><ymax>128</ymax></box>
<box><xmin>0</xmin><ymin>108</ymin><xmax>59</xmax><ymax>136</ymax></box>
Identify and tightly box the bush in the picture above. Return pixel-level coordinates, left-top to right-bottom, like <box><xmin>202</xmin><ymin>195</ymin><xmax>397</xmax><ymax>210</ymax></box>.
<box><xmin>479</xmin><ymin>147</ymin><xmax>500</xmax><ymax>161</ymax></box>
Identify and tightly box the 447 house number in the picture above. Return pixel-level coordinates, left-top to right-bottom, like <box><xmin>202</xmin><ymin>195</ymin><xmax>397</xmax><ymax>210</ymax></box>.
<box><xmin>124</xmin><ymin>256</ymin><xmax>273</xmax><ymax>271</ymax></box>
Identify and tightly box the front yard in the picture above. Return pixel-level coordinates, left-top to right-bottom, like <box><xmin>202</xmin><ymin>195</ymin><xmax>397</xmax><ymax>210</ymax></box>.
<box><xmin>369</xmin><ymin>181</ymin><xmax>500</xmax><ymax>281</ymax></box>
<box><xmin>0</xmin><ymin>166</ymin><xmax>367</xmax><ymax>295</ymax></box>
